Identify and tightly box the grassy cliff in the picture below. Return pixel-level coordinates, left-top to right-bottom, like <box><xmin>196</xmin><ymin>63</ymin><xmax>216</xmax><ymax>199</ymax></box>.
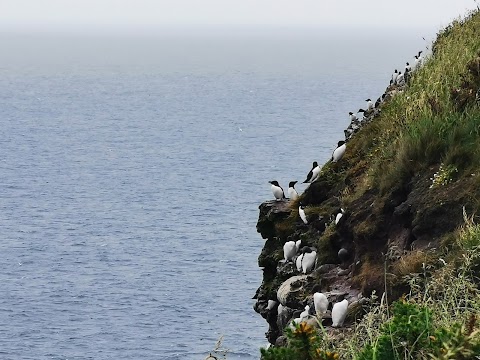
<box><xmin>257</xmin><ymin>9</ymin><xmax>480</xmax><ymax>360</ymax></box>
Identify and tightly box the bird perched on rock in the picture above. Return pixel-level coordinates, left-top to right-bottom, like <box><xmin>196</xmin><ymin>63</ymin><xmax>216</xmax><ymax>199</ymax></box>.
<box><xmin>269</xmin><ymin>181</ymin><xmax>285</xmax><ymax>200</ymax></box>
<box><xmin>288</xmin><ymin>181</ymin><xmax>298</xmax><ymax>200</ymax></box>
<box><xmin>303</xmin><ymin>161</ymin><xmax>321</xmax><ymax>183</ymax></box>
<box><xmin>301</xmin><ymin>250</ymin><xmax>317</xmax><ymax>274</ymax></box>
<box><xmin>299</xmin><ymin>204</ymin><xmax>308</xmax><ymax>224</ymax></box>
<box><xmin>332</xmin><ymin>299</ymin><xmax>348</xmax><ymax>327</ymax></box>
<box><xmin>295</xmin><ymin>253</ymin><xmax>304</xmax><ymax>272</ymax></box>
<box><xmin>314</xmin><ymin>292</ymin><xmax>329</xmax><ymax>317</ymax></box>
<box><xmin>295</xmin><ymin>239</ymin><xmax>302</xmax><ymax>252</ymax></box>
<box><xmin>332</xmin><ymin>141</ymin><xmax>346</xmax><ymax>162</ymax></box>
<box><xmin>283</xmin><ymin>241</ymin><xmax>297</xmax><ymax>262</ymax></box>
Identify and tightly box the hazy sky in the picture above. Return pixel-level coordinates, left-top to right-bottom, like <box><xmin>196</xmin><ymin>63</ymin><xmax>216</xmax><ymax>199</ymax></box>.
<box><xmin>0</xmin><ymin>0</ymin><xmax>478</xmax><ymax>33</ymax></box>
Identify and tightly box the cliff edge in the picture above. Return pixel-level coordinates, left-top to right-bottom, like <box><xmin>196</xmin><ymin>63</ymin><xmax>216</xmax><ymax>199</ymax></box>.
<box><xmin>253</xmin><ymin>9</ymin><xmax>480</xmax><ymax>353</ymax></box>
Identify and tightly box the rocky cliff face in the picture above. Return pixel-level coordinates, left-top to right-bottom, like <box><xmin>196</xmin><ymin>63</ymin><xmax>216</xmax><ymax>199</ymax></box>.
<box><xmin>252</xmin><ymin>42</ymin><xmax>480</xmax><ymax>344</ymax></box>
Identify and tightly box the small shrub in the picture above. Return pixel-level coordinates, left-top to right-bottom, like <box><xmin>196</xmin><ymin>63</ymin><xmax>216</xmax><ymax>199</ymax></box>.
<box><xmin>356</xmin><ymin>301</ymin><xmax>433</xmax><ymax>360</ymax></box>
<box><xmin>260</xmin><ymin>322</ymin><xmax>339</xmax><ymax>360</ymax></box>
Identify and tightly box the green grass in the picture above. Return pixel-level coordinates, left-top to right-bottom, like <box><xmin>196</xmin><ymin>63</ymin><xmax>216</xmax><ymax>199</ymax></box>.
<box><xmin>342</xmin><ymin>10</ymin><xmax>480</xmax><ymax>195</ymax></box>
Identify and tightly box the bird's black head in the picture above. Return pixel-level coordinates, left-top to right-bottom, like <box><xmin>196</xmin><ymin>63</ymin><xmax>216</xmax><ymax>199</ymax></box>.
<box><xmin>289</xmin><ymin>181</ymin><xmax>298</xmax><ymax>187</ymax></box>
<box><xmin>406</xmin><ymin>62</ymin><xmax>410</xmax><ymax>65</ymax></box>
<box><xmin>365</xmin><ymin>99</ymin><xmax>372</xmax><ymax>102</ymax></box>
<box><xmin>394</xmin><ymin>69</ymin><xmax>397</xmax><ymax>72</ymax></box>
<box><xmin>358</xmin><ymin>108</ymin><xmax>366</xmax><ymax>113</ymax></box>
<box><xmin>301</xmin><ymin>247</ymin><xmax>313</xmax><ymax>254</ymax></box>
<box><xmin>414</xmin><ymin>55</ymin><xmax>418</xmax><ymax>59</ymax></box>
<box><xmin>337</xmin><ymin>140</ymin><xmax>346</xmax><ymax>147</ymax></box>
<box><xmin>418</xmin><ymin>50</ymin><xmax>423</xmax><ymax>56</ymax></box>
<box><xmin>312</xmin><ymin>161</ymin><xmax>318</xmax><ymax>167</ymax></box>
<box><xmin>348</xmin><ymin>111</ymin><xmax>353</xmax><ymax>115</ymax></box>
<box><xmin>269</xmin><ymin>180</ymin><xmax>279</xmax><ymax>186</ymax></box>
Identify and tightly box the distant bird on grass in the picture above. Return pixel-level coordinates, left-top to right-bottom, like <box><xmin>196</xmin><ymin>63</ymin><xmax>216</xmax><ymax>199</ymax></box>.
<box><xmin>299</xmin><ymin>204</ymin><xmax>308</xmax><ymax>224</ymax></box>
<box><xmin>405</xmin><ymin>62</ymin><xmax>412</xmax><ymax>73</ymax></box>
<box><xmin>375</xmin><ymin>94</ymin><xmax>386</xmax><ymax>108</ymax></box>
<box><xmin>414</xmin><ymin>51</ymin><xmax>423</xmax><ymax>69</ymax></box>
<box><xmin>335</xmin><ymin>208</ymin><xmax>345</xmax><ymax>225</ymax></box>
<box><xmin>365</xmin><ymin>98</ymin><xmax>374</xmax><ymax>111</ymax></box>
<box><xmin>391</xmin><ymin>69</ymin><xmax>399</xmax><ymax>84</ymax></box>
<box><xmin>396</xmin><ymin>71</ymin><xmax>405</xmax><ymax>86</ymax></box>
<box><xmin>303</xmin><ymin>161</ymin><xmax>321</xmax><ymax>183</ymax></box>
<box><xmin>332</xmin><ymin>141</ymin><xmax>346</xmax><ymax>162</ymax></box>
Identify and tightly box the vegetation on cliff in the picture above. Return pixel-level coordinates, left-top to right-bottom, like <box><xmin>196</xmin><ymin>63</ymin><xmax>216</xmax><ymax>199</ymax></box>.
<box><xmin>256</xmin><ymin>8</ymin><xmax>480</xmax><ymax>360</ymax></box>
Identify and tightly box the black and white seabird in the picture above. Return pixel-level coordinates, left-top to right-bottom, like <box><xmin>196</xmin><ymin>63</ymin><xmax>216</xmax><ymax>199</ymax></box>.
<box><xmin>295</xmin><ymin>253</ymin><xmax>304</xmax><ymax>272</ymax></box>
<box><xmin>335</xmin><ymin>208</ymin><xmax>345</xmax><ymax>225</ymax></box>
<box><xmin>283</xmin><ymin>241</ymin><xmax>296</xmax><ymax>262</ymax></box>
<box><xmin>332</xmin><ymin>299</ymin><xmax>348</xmax><ymax>327</ymax></box>
<box><xmin>332</xmin><ymin>141</ymin><xmax>346</xmax><ymax>162</ymax></box>
<box><xmin>288</xmin><ymin>181</ymin><xmax>298</xmax><ymax>200</ymax></box>
<box><xmin>303</xmin><ymin>161</ymin><xmax>321</xmax><ymax>183</ymax></box>
<box><xmin>405</xmin><ymin>62</ymin><xmax>412</xmax><ymax>73</ymax></box>
<box><xmin>348</xmin><ymin>112</ymin><xmax>358</xmax><ymax>122</ymax></box>
<box><xmin>299</xmin><ymin>204</ymin><xmax>308</xmax><ymax>224</ymax></box>
<box><xmin>269</xmin><ymin>180</ymin><xmax>285</xmax><ymax>201</ymax></box>
<box><xmin>367</xmin><ymin>98</ymin><xmax>374</xmax><ymax>110</ymax></box>
<box><xmin>414</xmin><ymin>51</ymin><xmax>423</xmax><ymax>69</ymax></box>
<box><xmin>374</xmin><ymin>93</ymin><xmax>386</xmax><ymax>108</ymax></box>
<box><xmin>391</xmin><ymin>69</ymin><xmax>399</xmax><ymax>84</ymax></box>
<box><xmin>301</xmin><ymin>250</ymin><xmax>317</xmax><ymax>273</ymax></box>
<box><xmin>313</xmin><ymin>292</ymin><xmax>328</xmax><ymax>317</ymax></box>
<box><xmin>396</xmin><ymin>71</ymin><xmax>405</xmax><ymax>86</ymax></box>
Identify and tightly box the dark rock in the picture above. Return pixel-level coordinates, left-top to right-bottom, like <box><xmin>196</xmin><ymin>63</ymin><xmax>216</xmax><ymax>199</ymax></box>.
<box><xmin>256</xmin><ymin>200</ymin><xmax>292</xmax><ymax>240</ymax></box>
<box><xmin>276</xmin><ymin>275</ymin><xmax>310</xmax><ymax>308</ymax></box>
<box><xmin>314</xmin><ymin>264</ymin><xmax>337</xmax><ymax>275</ymax></box>
<box><xmin>275</xmin><ymin>335</ymin><xmax>288</xmax><ymax>347</ymax></box>
<box><xmin>338</xmin><ymin>248</ymin><xmax>349</xmax><ymax>262</ymax></box>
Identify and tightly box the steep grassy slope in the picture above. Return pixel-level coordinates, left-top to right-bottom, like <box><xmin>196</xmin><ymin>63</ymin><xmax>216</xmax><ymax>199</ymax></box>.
<box><xmin>257</xmin><ymin>9</ymin><xmax>480</xmax><ymax>360</ymax></box>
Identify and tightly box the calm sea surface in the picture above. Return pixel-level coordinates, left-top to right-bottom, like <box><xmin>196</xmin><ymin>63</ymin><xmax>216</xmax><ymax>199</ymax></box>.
<box><xmin>0</xmin><ymin>29</ymin><xmax>429</xmax><ymax>359</ymax></box>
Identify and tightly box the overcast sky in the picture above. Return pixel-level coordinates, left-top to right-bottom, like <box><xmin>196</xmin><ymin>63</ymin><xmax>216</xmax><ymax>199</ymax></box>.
<box><xmin>0</xmin><ymin>0</ymin><xmax>478</xmax><ymax>34</ymax></box>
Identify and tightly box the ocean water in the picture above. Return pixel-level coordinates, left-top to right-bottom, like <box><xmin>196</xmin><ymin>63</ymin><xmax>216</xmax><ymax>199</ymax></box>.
<box><xmin>0</xmin><ymin>29</ymin><xmax>429</xmax><ymax>359</ymax></box>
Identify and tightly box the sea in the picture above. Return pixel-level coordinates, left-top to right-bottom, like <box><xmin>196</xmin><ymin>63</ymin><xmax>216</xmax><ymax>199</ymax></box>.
<box><xmin>0</xmin><ymin>27</ymin><xmax>431</xmax><ymax>359</ymax></box>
